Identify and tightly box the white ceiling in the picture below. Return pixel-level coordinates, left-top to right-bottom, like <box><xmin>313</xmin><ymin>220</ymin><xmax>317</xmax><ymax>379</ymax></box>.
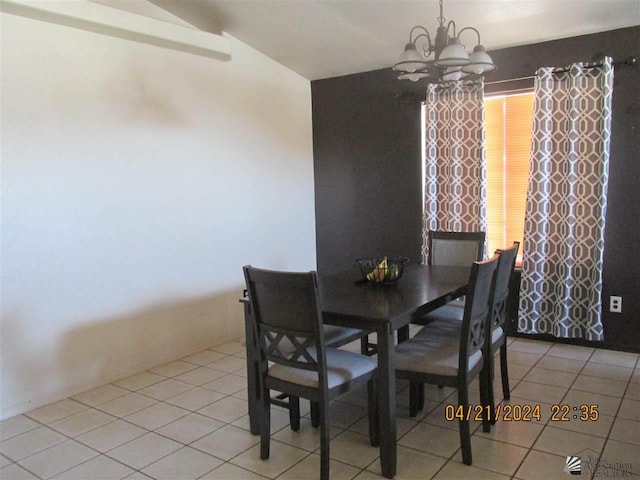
<box><xmin>156</xmin><ymin>0</ymin><xmax>640</xmax><ymax>80</ymax></box>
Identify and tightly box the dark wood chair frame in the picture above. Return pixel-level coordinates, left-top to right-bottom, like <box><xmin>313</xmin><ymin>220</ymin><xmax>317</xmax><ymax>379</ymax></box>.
<box><xmin>411</xmin><ymin>242</ymin><xmax>520</xmax><ymax>425</ymax></box>
<box><xmin>427</xmin><ymin>230</ymin><xmax>486</xmax><ymax>266</ymax></box>
<box><xmin>243</xmin><ymin>266</ymin><xmax>378</xmax><ymax>480</ymax></box>
<box><xmin>425</xmin><ymin>229</ymin><xmax>487</xmax><ymax>310</ymax></box>
<box><xmin>485</xmin><ymin>241</ymin><xmax>519</xmax><ymax>422</ymax></box>
<box><xmin>241</xmin><ymin>296</ymin><xmax>372</xmax><ymax>434</ymax></box>
<box><xmin>410</xmin><ymin>230</ymin><xmax>487</xmax><ymax>324</ymax></box>
<box><xmin>397</xmin><ymin>256</ymin><xmax>498</xmax><ymax>465</ymax></box>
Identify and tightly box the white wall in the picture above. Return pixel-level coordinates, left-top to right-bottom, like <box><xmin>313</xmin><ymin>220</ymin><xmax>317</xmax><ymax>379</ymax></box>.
<box><xmin>0</xmin><ymin>13</ymin><xmax>316</xmax><ymax>419</ymax></box>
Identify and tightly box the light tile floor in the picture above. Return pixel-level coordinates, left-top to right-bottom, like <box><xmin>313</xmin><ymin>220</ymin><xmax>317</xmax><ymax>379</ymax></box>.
<box><xmin>1</xmin><ymin>336</ymin><xmax>639</xmax><ymax>480</ymax></box>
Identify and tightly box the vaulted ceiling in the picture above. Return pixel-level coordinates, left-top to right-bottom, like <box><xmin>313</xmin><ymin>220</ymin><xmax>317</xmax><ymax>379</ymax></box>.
<box><xmin>154</xmin><ymin>0</ymin><xmax>640</xmax><ymax>80</ymax></box>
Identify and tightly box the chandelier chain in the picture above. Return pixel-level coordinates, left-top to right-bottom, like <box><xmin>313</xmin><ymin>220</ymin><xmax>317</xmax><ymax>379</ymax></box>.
<box><xmin>437</xmin><ymin>0</ymin><xmax>445</xmax><ymax>26</ymax></box>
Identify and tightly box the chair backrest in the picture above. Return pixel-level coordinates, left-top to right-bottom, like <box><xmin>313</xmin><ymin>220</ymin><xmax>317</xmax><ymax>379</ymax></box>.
<box><xmin>428</xmin><ymin>230</ymin><xmax>486</xmax><ymax>266</ymax></box>
<box><xmin>243</xmin><ymin>265</ymin><xmax>327</xmax><ymax>381</ymax></box>
<box><xmin>458</xmin><ymin>255</ymin><xmax>499</xmax><ymax>377</ymax></box>
<box><xmin>490</xmin><ymin>241</ymin><xmax>520</xmax><ymax>337</ymax></box>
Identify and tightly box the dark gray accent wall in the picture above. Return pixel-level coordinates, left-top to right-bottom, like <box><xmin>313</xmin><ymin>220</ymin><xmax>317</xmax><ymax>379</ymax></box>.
<box><xmin>312</xmin><ymin>26</ymin><xmax>640</xmax><ymax>352</ymax></box>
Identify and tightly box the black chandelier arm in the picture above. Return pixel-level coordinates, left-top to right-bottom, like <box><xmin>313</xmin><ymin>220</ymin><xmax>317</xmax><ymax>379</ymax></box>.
<box><xmin>409</xmin><ymin>26</ymin><xmax>435</xmax><ymax>56</ymax></box>
<box><xmin>409</xmin><ymin>26</ymin><xmax>432</xmax><ymax>45</ymax></box>
<box><xmin>446</xmin><ymin>20</ymin><xmax>457</xmax><ymax>38</ymax></box>
<box><xmin>457</xmin><ymin>26</ymin><xmax>482</xmax><ymax>45</ymax></box>
<box><xmin>416</xmin><ymin>33</ymin><xmax>435</xmax><ymax>56</ymax></box>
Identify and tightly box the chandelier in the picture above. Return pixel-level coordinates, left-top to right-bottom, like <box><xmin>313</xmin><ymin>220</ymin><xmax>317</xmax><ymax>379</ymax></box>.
<box><xmin>393</xmin><ymin>0</ymin><xmax>496</xmax><ymax>83</ymax></box>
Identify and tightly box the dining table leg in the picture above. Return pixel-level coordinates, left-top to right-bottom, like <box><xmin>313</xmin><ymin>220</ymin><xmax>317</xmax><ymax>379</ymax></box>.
<box><xmin>377</xmin><ymin>323</ymin><xmax>397</xmax><ymax>478</ymax></box>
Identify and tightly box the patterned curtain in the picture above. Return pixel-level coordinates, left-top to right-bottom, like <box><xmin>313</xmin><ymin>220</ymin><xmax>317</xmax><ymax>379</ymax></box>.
<box><xmin>422</xmin><ymin>81</ymin><xmax>487</xmax><ymax>263</ymax></box>
<box><xmin>519</xmin><ymin>58</ymin><xmax>614</xmax><ymax>341</ymax></box>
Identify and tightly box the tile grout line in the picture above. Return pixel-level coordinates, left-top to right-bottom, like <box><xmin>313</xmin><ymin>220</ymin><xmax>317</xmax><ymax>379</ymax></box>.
<box><xmin>505</xmin><ymin>342</ymin><xmax>596</xmax><ymax>479</ymax></box>
<box><xmin>4</xmin><ymin>339</ymin><xmax>637</xmax><ymax>480</ymax></box>
<box><xmin>504</xmin><ymin>343</ymin><xmax>555</xmax><ymax>480</ymax></box>
<box><xmin>7</xmin><ymin>412</ymin><xmax>138</xmax><ymax>480</ymax></box>
<box><xmin>512</xmin><ymin>346</ymin><xmax>640</xmax><ymax>480</ymax></box>
<box><xmin>4</xmin><ymin>349</ymin><xmax>259</xmax><ymax>479</ymax></box>
<box><xmin>591</xmin><ymin>353</ymin><xmax>640</xmax><ymax>479</ymax></box>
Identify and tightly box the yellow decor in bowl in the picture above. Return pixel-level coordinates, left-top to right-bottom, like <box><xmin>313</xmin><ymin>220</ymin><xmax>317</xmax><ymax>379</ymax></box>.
<box><xmin>357</xmin><ymin>256</ymin><xmax>409</xmax><ymax>285</ymax></box>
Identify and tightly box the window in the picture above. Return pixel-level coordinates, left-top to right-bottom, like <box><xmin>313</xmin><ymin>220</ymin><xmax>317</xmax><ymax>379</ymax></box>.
<box><xmin>484</xmin><ymin>92</ymin><xmax>535</xmax><ymax>263</ymax></box>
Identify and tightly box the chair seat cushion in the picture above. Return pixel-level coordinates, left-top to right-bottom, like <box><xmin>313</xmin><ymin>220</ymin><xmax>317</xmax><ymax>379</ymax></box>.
<box><xmin>491</xmin><ymin>326</ymin><xmax>504</xmax><ymax>346</ymax></box>
<box><xmin>269</xmin><ymin>348</ymin><xmax>376</xmax><ymax>389</ymax></box>
<box><xmin>414</xmin><ymin>319</ymin><xmax>462</xmax><ymax>339</ymax></box>
<box><xmin>415</xmin><ymin>320</ymin><xmax>504</xmax><ymax>348</ymax></box>
<box><xmin>420</xmin><ymin>304</ymin><xmax>464</xmax><ymax>323</ymax></box>
<box><xmin>396</xmin><ymin>326</ymin><xmax>483</xmax><ymax>377</ymax></box>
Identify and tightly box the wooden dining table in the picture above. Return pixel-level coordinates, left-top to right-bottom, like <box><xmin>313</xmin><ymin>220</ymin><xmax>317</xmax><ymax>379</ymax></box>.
<box><xmin>241</xmin><ymin>263</ymin><xmax>470</xmax><ymax>479</ymax></box>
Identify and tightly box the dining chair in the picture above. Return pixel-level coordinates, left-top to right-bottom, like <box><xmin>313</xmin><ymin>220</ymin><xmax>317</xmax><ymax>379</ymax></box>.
<box><xmin>428</xmin><ymin>230</ymin><xmax>486</xmax><ymax>266</ymax></box>
<box><xmin>429</xmin><ymin>229</ymin><xmax>485</xmax><ymax>302</ymax></box>
<box><xmin>266</xmin><ymin>325</ymin><xmax>369</xmax><ymax>429</ymax></box>
<box><xmin>482</xmin><ymin>241</ymin><xmax>519</xmax><ymax>421</ymax></box>
<box><xmin>415</xmin><ymin>230</ymin><xmax>486</xmax><ymax>320</ymax></box>
<box><xmin>411</xmin><ymin>242</ymin><xmax>519</xmax><ymax>425</ymax></box>
<box><xmin>243</xmin><ymin>265</ymin><xmax>378</xmax><ymax>480</ymax></box>
<box><xmin>242</xmin><ymin>292</ymin><xmax>370</xmax><ymax>432</ymax></box>
<box><xmin>394</xmin><ymin>254</ymin><xmax>499</xmax><ymax>465</ymax></box>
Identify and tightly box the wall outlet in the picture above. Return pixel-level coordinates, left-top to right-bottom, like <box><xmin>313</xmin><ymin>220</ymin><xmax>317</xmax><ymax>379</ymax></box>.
<box><xmin>610</xmin><ymin>296</ymin><xmax>622</xmax><ymax>313</ymax></box>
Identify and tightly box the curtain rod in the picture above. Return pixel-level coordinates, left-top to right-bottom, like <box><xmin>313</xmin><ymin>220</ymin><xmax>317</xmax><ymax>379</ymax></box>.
<box><xmin>550</xmin><ymin>56</ymin><xmax>636</xmax><ymax>73</ymax></box>
<box><xmin>485</xmin><ymin>87</ymin><xmax>534</xmax><ymax>97</ymax></box>
<box><xmin>485</xmin><ymin>56</ymin><xmax>636</xmax><ymax>85</ymax></box>
<box><xmin>485</xmin><ymin>76</ymin><xmax>533</xmax><ymax>85</ymax></box>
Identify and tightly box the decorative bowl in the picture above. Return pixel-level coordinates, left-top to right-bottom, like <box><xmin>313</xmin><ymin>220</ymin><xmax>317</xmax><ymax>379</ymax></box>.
<box><xmin>356</xmin><ymin>256</ymin><xmax>409</xmax><ymax>285</ymax></box>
